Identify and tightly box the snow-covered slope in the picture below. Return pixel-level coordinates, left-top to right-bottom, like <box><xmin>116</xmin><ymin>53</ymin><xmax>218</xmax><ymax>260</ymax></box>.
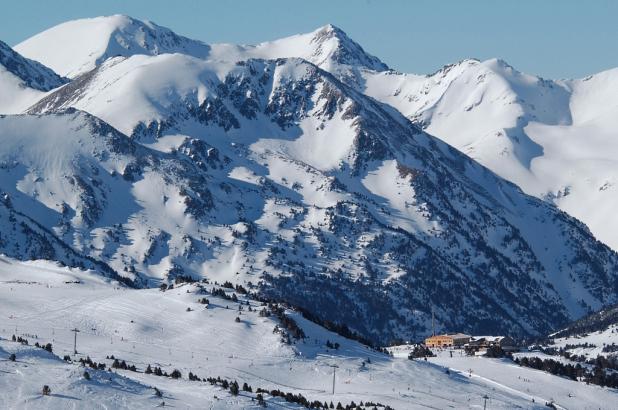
<box><xmin>10</xmin><ymin>49</ymin><xmax>618</xmax><ymax>344</ymax></box>
<box><xmin>427</xmin><ymin>350</ymin><xmax>616</xmax><ymax>409</ymax></box>
<box><xmin>362</xmin><ymin>60</ymin><xmax>618</xmax><ymax>252</ymax></box>
<box><xmin>14</xmin><ymin>15</ymin><xmax>211</xmax><ymax>78</ymax></box>
<box><xmin>548</xmin><ymin>322</ymin><xmax>618</xmax><ymax>361</ymax></box>
<box><xmin>0</xmin><ymin>109</ymin><xmax>222</xmax><ymax>288</ymax></box>
<box><xmin>2</xmin><ymin>256</ymin><xmax>614</xmax><ymax>409</ymax></box>
<box><xmin>0</xmin><ymin>40</ymin><xmax>66</xmax><ymax>113</ymax></box>
<box><xmin>363</xmin><ymin>58</ymin><xmax>572</xmax><ymax>195</ymax></box>
<box><xmin>513</xmin><ymin>302</ymin><xmax>618</xmax><ymax>381</ymax></box>
<box><xmin>552</xmin><ymin>302</ymin><xmax>618</xmax><ymax>341</ymax></box>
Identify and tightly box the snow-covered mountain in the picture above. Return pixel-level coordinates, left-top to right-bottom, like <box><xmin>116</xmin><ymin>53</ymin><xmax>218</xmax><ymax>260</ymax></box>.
<box><xmin>14</xmin><ymin>15</ymin><xmax>212</xmax><ymax>79</ymax></box>
<box><xmin>0</xmin><ymin>40</ymin><xmax>66</xmax><ymax>113</ymax></box>
<box><xmin>22</xmin><ymin>16</ymin><xmax>618</xmax><ymax>253</ymax></box>
<box><xmin>3</xmin><ymin>16</ymin><xmax>618</xmax><ymax>345</ymax></box>
<box><xmin>15</xmin><ymin>15</ymin><xmax>387</xmax><ymax>85</ymax></box>
<box><xmin>360</xmin><ymin>59</ymin><xmax>618</xmax><ymax>252</ymax></box>
<box><xmin>6</xmin><ymin>51</ymin><xmax>617</xmax><ymax>344</ymax></box>
<box><xmin>214</xmin><ymin>23</ymin><xmax>389</xmax><ymax>86</ymax></box>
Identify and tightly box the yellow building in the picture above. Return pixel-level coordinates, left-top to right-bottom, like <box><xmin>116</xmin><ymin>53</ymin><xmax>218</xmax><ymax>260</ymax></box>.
<box><xmin>425</xmin><ymin>333</ymin><xmax>471</xmax><ymax>348</ymax></box>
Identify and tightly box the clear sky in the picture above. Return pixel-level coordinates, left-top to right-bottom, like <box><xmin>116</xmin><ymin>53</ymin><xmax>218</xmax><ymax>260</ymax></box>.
<box><xmin>1</xmin><ymin>0</ymin><xmax>616</xmax><ymax>79</ymax></box>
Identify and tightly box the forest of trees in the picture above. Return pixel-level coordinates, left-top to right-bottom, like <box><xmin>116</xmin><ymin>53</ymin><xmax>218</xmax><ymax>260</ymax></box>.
<box><xmin>514</xmin><ymin>356</ymin><xmax>618</xmax><ymax>388</ymax></box>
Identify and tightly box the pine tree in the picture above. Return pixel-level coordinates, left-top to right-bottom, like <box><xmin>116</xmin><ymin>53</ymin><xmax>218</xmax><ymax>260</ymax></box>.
<box><xmin>229</xmin><ymin>380</ymin><xmax>239</xmax><ymax>395</ymax></box>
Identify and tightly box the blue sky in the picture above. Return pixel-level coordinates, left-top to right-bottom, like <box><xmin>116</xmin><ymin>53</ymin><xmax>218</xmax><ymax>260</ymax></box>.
<box><xmin>1</xmin><ymin>0</ymin><xmax>616</xmax><ymax>79</ymax></box>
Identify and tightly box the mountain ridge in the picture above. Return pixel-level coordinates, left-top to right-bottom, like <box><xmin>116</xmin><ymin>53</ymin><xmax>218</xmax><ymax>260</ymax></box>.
<box><xmin>14</xmin><ymin>15</ymin><xmax>388</xmax><ymax>83</ymax></box>
<box><xmin>2</xmin><ymin>16</ymin><xmax>618</xmax><ymax>344</ymax></box>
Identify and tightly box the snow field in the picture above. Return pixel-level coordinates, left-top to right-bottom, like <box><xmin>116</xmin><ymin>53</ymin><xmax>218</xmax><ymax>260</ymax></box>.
<box><xmin>0</xmin><ymin>257</ymin><xmax>577</xmax><ymax>409</ymax></box>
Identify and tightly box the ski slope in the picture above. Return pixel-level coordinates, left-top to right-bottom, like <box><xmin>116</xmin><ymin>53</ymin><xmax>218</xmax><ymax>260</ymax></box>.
<box><xmin>426</xmin><ymin>350</ymin><xmax>617</xmax><ymax>410</ymax></box>
<box><xmin>2</xmin><ymin>256</ymin><xmax>610</xmax><ymax>409</ymax></box>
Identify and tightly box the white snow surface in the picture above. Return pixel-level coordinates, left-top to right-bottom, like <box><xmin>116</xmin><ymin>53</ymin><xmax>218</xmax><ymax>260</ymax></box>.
<box><xmin>0</xmin><ymin>256</ymin><xmax>613</xmax><ymax>409</ymax></box>
<box><xmin>426</xmin><ymin>350</ymin><xmax>616</xmax><ymax>410</ymax></box>
<box><xmin>0</xmin><ymin>68</ymin><xmax>45</xmax><ymax>114</ymax></box>
<box><xmin>549</xmin><ymin>323</ymin><xmax>618</xmax><ymax>359</ymax></box>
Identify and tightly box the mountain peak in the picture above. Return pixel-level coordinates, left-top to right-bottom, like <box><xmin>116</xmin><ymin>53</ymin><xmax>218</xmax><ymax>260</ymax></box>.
<box><xmin>312</xmin><ymin>23</ymin><xmax>346</xmax><ymax>38</ymax></box>
<box><xmin>304</xmin><ymin>23</ymin><xmax>388</xmax><ymax>72</ymax></box>
<box><xmin>482</xmin><ymin>57</ymin><xmax>517</xmax><ymax>72</ymax></box>
<box><xmin>95</xmin><ymin>14</ymin><xmax>169</xmax><ymax>33</ymax></box>
<box><xmin>15</xmin><ymin>15</ymin><xmax>211</xmax><ymax>78</ymax></box>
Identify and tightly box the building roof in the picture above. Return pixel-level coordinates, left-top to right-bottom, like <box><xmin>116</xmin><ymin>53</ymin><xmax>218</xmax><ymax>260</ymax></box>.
<box><xmin>425</xmin><ymin>333</ymin><xmax>471</xmax><ymax>340</ymax></box>
<box><xmin>448</xmin><ymin>333</ymin><xmax>471</xmax><ymax>340</ymax></box>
